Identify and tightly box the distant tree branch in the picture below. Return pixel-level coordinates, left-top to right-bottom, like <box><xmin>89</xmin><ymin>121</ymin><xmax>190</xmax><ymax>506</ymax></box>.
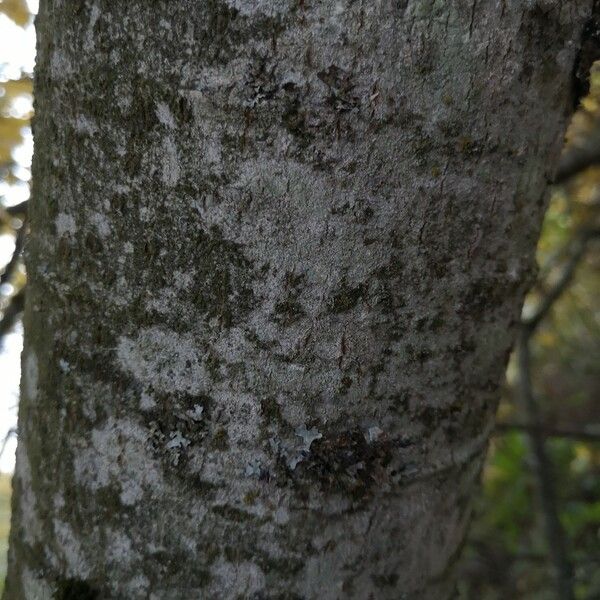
<box><xmin>0</xmin><ymin>427</ymin><xmax>16</xmax><ymax>461</ymax></box>
<box><xmin>555</xmin><ymin>130</ymin><xmax>600</xmax><ymax>183</ymax></box>
<box><xmin>522</xmin><ymin>228</ymin><xmax>600</xmax><ymax>332</ymax></box>
<box><xmin>495</xmin><ymin>422</ymin><xmax>600</xmax><ymax>443</ymax></box>
<box><xmin>516</xmin><ymin>331</ymin><xmax>575</xmax><ymax>600</ymax></box>
<box><xmin>4</xmin><ymin>200</ymin><xmax>28</xmax><ymax>216</ymax></box>
<box><xmin>511</xmin><ymin>227</ymin><xmax>599</xmax><ymax>600</ymax></box>
<box><xmin>0</xmin><ymin>217</ymin><xmax>26</xmax><ymax>286</ymax></box>
<box><xmin>506</xmin><ymin>550</ymin><xmax>599</xmax><ymax>565</ymax></box>
<box><xmin>0</xmin><ymin>287</ymin><xmax>25</xmax><ymax>347</ymax></box>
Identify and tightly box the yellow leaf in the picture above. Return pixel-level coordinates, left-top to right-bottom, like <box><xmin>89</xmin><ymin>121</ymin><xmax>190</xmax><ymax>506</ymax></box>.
<box><xmin>0</xmin><ymin>77</ymin><xmax>32</xmax><ymax>99</ymax></box>
<box><xmin>0</xmin><ymin>115</ymin><xmax>27</xmax><ymax>164</ymax></box>
<box><xmin>0</xmin><ymin>78</ymin><xmax>33</xmax><ymax>121</ymax></box>
<box><xmin>0</xmin><ymin>0</ymin><xmax>30</xmax><ymax>26</ymax></box>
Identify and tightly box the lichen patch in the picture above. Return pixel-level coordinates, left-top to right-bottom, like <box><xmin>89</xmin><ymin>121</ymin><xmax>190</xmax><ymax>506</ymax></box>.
<box><xmin>14</xmin><ymin>444</ymin><xmax>43</xmax><ymax>546</ymax></box>
<box><xmin>89</xmin><ymin>211</ymin><xmax>112</xmax><ymax>238</ymax></box>
<box><xmin>73</xmin><ymin>417</ymin><xmax>164</xmax><ymax>506</ymax></box>
<box><xmin>21</xmin><ymin>566</ymin><xmax>53</xmax><ymax>600</ymax></box>
<box><xmin>24</xmin><ymin>351</ymin><xmax>39</xmax><ymax>403</ymax></box>
<box><xmin>116</xmin><ymin>326</ymin><xmax>207</xmax><ymax>395</ymax></box>
<box><xmin>210</xmin><ymin>557</ymin><xmax>265</xmax><ymax>597</ymax></box>
<box><xmin>55</xmin><ymin>213</ymin><xmax>77</xmax><ymax>237</ymax></box>
<box><xmin>155</xmin><ymin>101</ymin><xmax>176</xmax><ymax>128</ymax></box>
<box><xmin>161</xmin><ymin>136</ymin><xmax>180</xmax><ymax>186</ymax></box>
<box><xmin>53</xmin><ymin>520</ymin><xmax>91</xmax><ymax>577</ymax></box>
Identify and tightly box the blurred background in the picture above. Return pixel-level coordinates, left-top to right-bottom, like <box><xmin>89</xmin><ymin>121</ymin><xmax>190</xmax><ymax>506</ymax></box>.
<box><xmin>0</xmin><ymin>2</ymin><xmax>598</xmax><ymax>597</ymax></box>
<box><xmin>0</xmin><ymin>0</ymin><xmax>34</xmax><ymax>592</ymax></box>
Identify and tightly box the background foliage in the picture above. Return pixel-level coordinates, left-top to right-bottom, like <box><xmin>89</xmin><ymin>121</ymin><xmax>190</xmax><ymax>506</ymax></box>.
<box><xmin>0</xmin><ymin>3</ymin><xmax>598</xmax><ymax>597</ymax></box>
<box><xmin>459</xmin><ymin>66</ymin><xmax>600</xmax><ymax>599</ymax></box>
<box><xmin>0</xmin><ymin>0</ymin><xmax>33</xmax><ymax>593</ymax></box>
<box><xmin>0</xmin><ymin>0</ymin><xmax>30</xmax><ymax>326</ymax></box>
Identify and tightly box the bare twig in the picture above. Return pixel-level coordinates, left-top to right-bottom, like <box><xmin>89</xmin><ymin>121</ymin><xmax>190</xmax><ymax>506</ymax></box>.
<box><xmin>0</xmin><ymin>287</ymin><xmax>25</xmax><ymax>346</ymax></box>
<box><xmin>495</xmin><ymin>422</ymin><xmax>600</xmax><ymax>443</ymax></box>
<box><xmin>512</xmin><ymin>228</ymin><xmax>599</xmax><ymax>600</ymax></box>
<box><xmin>0</xmin><ymin>217</ymin><xmax>26</xmax><ymax>286</ymax></box>
<box><xmin>522</xmin><ymin>228</ymin><xmax>600</xmax><ymax>332</ymax></box>
<box><xmin>0</xmin><ymin>427</ymin><xmax>17</xmax><ymax>461</ymax></box>
<box><xmin>3</xmin><ymin>200</ymin><xmax>28</xmax><ymax>217</ymax></box>
<box><xmin>517</xmin><ymin>331</ymin><xmax>575</xmax><ymax>600</ymax></box>
<box><xmin>555</xmin><ymin>129</ymin><xmax>600</xmax><ymax>183</ymax></box>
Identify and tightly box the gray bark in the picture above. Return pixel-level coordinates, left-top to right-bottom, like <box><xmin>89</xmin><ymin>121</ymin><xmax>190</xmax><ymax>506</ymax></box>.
<box><xmin>4</xmin><ymin>1</ymin><xmax>593</xmax><ymax>598</ymax></box>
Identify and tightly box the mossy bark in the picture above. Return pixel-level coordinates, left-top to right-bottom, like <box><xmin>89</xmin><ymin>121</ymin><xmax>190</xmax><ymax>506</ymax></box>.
<box><xmin>4</xmin><ymin>1</ymin><xmax>594</xmax><ymax>598</ymax></box>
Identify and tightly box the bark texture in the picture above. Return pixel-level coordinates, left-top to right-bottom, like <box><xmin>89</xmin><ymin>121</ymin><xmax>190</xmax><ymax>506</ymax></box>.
<box><xmin>4</xmin><ymin>1</ymin><xmax>594</xmax><ymax>598</ymax></box>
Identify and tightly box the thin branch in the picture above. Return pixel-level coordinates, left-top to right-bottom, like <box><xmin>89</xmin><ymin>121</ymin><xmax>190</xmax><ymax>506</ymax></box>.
<box><xmin>555</xmin><ymin>129</ymin><xmax>600</xmax><ymax>184</ymax></box>
<box><xmin>511</xmin><ymin>223</ymin><xmax>600</xmax><ymax>599</ymax></box>
<box><xmin>502</xmin><ymin>551</ymin><xmax>598</xmax><ymax>565</ymax></box>
<box><xmin>0</xmin><ymin>287</ymin><xmax>25</xmax><ymax>346</ymax></box>
<box><xmin>4</xmin><ymin>200</ymin><xmax>28</xmax><ymax>217</ymax></box>
<box><xmin>522</xmin><ymin>228</ymin><xmax>600</xmax><ymax>332</ymax></box>
<box><xmin>0</xmin><ymin>427</ymin><xmax>16</xmax><ymax>461</ymax></box>
<box><xmin>510</xmin><ymin>228</ymin><xmax>600</xmax><ymax>599</ymax></box>
<box><xmin>495</xmin><ymin>422</ymin><xmax>600</xmax><ymax>443</ymax></box>
<box><xmin>517</xmin><ymin>331</ymin><xmax>575</xmax><ymax>600</ymax></box>
<box><xmin>0</xmin><ymin>217</ymin><xmax>26</xmax><ymax>286</ymax></box>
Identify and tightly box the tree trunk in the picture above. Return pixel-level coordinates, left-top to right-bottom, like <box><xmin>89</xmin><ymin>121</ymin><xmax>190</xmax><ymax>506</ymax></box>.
<box><xmin>4</xmin><ymin>1</ymin><xmax>593</xmax><ymax>598</ymax></box>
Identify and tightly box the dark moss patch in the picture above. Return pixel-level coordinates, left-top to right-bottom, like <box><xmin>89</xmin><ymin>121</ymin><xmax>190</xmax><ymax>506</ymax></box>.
<box><xmin>413</xmin><ymin>402</ymin><xmax>462</xmax><ymax>431</ymax></box>
<box><xmin>282</xmin><ymin>99</ymin><xmax>313</xmax><ymax>144</ymax></box>
<box><xmin>327</xmin><ymin>281</ymin><xmax>365</xmax><ymax>313</ymax></box>
<box><xmin>210</xmin><ymin>427</ymin><xmax>230</xmax><ymax>451</ymax></box>
<box><xmin>256</xmin><ymin>554</ymin><xmax>304</xmax><ymax>577</ymax></box>
<box><xmin>144</xmin><ymin>392</ymin><xmax>211</xmax><ymax>434</ymax></box>
<box><xmin>273</xmin><ymin>298</ymin><xmax>305</xmax><ymax>326</ymax></box>
<box><xmin>187</xmin><ymin>224</ymin><xmax>255</xmax><ymax>327</ymax></box>
<box><xmin>293</xmin><ymin>428</ymin><xmax>394</xmax><ymax>500</ymax></box>
<box><xmin>459</xmin><ymin>273</ymin><xmax>519</xmax><ymax>320</ymax></box>
<box><xmin>129</xmin><ymin>78</ymin><xmax>160</xmax><ymax>135</ymax></box>
<box><xmin>224</xmin><ymin>544</ymin><xmax>252</xmax><ymax>564</ymax></box>
<box><xmin>124</xmin><ymin>220</ymin><xmax>255</xmax><ymax>330</ymax></box>
<box><xmin>223</xmin><ymin>545</ymin><xmax>304</xmax><ymax>578</ymax></box>
<box><xmin>54</xmin><ymin>579</ymin><xmax>99</xmax><ymax>600</ymax></box>
<box><xmin>410</xmin><ymin>130</ymin><xmax>435</xmax><ymax>166</ymax></box>
<box><xmin>94</xmin><ymin>484</ymin><xmax>126</xmax><ymax>517</ymax></box>
<box><xmin>389</xmin><ymin>390</ymin><xmax>410</xmax><ymax>414</ymax></box>
<box><xmin>243</xmin><ymin>489</ymin><xmax>260</xmax><ymax>505</ymax></box>
<box><xmin>338</xmin><ymin>375</ymin><xmax>353</xmax><ymax>395</ymax></box>
<box><xmin>150</xmin><ymin>547</ymin><xmax>189</xmax><ymax>578</ymax></box>
<box><xmin>251</xmin><ymin>593</ymin><xmax>304</xmax><ymax>600</ymax></box>
<box><xmin>245</xmin><ymin>329</ymin><xmax>277</xmax><ymax>352</ymax></box>
<box><xmin>211</xmin><ymin>504</ymin><xmax>262</xmax><ymax>523</ymax></box>
<box><xmin>189</xmin><ymin>477</ymin><xmax>219</xmax><ymax>501</ymax></box>
<box><xmin>194</xmin><ymin>569</ymin><xmax>212</xmax><ymax>588</ymax></box>
<box><xmin>317</xmin><ymin>64</ymin><xmax>352</xmax><ymax>90</ymax></box>
<box><xmin>371</xmin><ymin>573</ymin><xmax>399</xmax><ymax>589</ymax></box>
<box><xmin>260</xmin><ymin>396</ymin><xmax>283</xmax><ymax>425</ymax></box>
<box><xmin>273</xmin><ymin>271</ymin><xmax>307</xmax><ymax>325</ymax></box>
